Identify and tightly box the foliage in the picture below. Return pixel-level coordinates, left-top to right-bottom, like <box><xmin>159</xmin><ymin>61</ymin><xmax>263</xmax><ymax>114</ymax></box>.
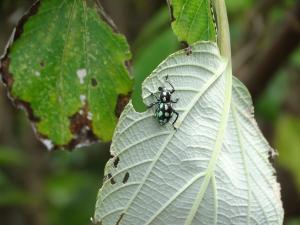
<box><xmin>94</xmin><ymin>42</ymin><xmax>283</xmax><ymax>225</ymax></box>
<box><xmin>0</xmin><ymin>0</ymin><xmax>132</xmax><ymax>149</ymax></box>
<box><xmin>1</xmin><ymin>0</ymin><xmax>300</xmax><ymax>224</ymax></box>
<box><xmin>168</xmin><ymin>0</ymin><xmax>216</xmax><ymax>44</ymax></box>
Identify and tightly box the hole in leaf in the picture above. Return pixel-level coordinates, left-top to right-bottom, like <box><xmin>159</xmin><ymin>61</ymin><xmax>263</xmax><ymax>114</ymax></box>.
<box><xmin>113</xmin><ymin>156</ymin><xmax>120</xmax><ymax>168</ymax></box>
<box><xmin>91</xmin><ymin>78</ymin><xmax>98</xmax><ymax>87</ymax></box>
<box><xmin>115</xmin><ymin>94</ymin><xmax>130</xmax><ymax>118</ymax></box>
<box><xmin>107</xmin><ymin>173</ymin><xmax>116</xmax><ymax>185</ymax></box>
<box><xmin>122</xmin><ymin>172</ymin><xmax>130</xmax><ymax>184</ymax></box>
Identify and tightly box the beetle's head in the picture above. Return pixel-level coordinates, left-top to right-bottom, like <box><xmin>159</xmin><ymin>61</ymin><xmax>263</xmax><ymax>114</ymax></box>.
<box><xmin>159</xmin><ymin>88</ymin><xmax>171</xmax><ymax>102</ymax></box>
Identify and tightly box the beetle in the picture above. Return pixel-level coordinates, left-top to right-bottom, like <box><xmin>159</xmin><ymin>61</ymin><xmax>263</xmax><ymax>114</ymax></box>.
<box><xmin>147</xmin><ymin>75</ymin><xmax>179</xmax><ymax>128</ymax></box>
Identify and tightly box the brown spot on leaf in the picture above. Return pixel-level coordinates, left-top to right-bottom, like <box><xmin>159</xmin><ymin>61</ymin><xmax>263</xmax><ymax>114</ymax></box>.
<box><xmin>40</xmin><ymin>61</ymin><xmax>45</xmax><ymax>68</ymax></box>
<box><xmin>70</xmin><ymin>105</ymin><xmax>91</xmax><ymax>134</ymax></box>
<box><xmin>115</xmin><ymin>94</ymin><xmax>130</xmax><ymax>118</ymax></box>
<box><xmin>0</xmin><ymin>57</ymin><xmax>14</xmax><ymax>89</ymax></box>
<box><xmin>122</xmin><ymin>172</ymin><xmax>129</xmax><ymax>184</ymax></box>
<box><xmin>66</xmin><ymin>104</ymin><xmax>98</xmax><ymax>150</ymax></box>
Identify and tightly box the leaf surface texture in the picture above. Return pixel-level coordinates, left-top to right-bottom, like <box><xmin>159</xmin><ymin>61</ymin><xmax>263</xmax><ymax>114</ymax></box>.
<box><xmin>94</xmin><ymin>42</ymin><xmax>283</xmax><ymax>225</ymax></box>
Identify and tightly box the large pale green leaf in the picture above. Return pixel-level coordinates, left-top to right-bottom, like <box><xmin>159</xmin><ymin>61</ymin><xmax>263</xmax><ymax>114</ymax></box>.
<box><xmin>168</xmin><ymin>0</ymin><xmax>216</xmax><ymax>44</ymax></box>
<box><xmin>94</xmin><ymin>42</ymin><xmax>283</xmax><ymax>225</ymax></box>
<box><xmin>0</xmin><ymin>0</ymin><xmax>132</xmax><ymax>149</ymax></box>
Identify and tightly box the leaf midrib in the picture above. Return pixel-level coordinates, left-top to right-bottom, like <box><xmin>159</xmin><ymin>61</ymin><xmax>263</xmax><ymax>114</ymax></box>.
<box><xmin>184</xmin><ymin>61</ymin><xmax>232</xmax><ymax>225</ymax></box>
<box><xmin>55</xmin><ymin>0</ymin><xmax>77</xmax><ymax>142</ymax></box>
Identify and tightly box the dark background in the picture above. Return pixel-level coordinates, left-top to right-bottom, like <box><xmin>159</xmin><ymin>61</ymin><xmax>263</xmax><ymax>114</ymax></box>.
<box><xmin>0</xmin><ymin>0</ymin><xmax>300</xmax><ymax>225</ymax></box>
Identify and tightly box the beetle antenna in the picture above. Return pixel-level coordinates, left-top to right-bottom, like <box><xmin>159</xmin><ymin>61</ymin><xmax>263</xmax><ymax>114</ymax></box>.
<box><xmin>165</xmin><ymin>76</ymin><xmax>175</xmax><ymax>93</ymax></box>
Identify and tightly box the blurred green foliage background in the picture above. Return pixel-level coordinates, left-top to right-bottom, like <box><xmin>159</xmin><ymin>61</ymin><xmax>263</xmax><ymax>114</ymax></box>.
<box><xmin>0</xmin><ymin>0</ymin><xmax>300</xmax><ymax>225</ymax></box>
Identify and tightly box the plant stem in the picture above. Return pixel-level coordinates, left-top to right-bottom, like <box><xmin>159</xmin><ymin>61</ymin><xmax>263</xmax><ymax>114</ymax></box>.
<box><xmin>213</xmin><ymin>0</ymin><xmax>232</xmax><ymax>72</ymax></box>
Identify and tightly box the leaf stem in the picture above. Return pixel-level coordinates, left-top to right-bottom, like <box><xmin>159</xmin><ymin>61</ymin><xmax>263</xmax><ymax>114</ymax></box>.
<box><xmin>213</xmin><ymin>0</ymin><xmax>232</xmax><ymax>72</ymax></box>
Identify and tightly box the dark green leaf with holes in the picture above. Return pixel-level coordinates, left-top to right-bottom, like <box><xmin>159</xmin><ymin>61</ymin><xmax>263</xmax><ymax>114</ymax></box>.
<box><xmin>0</xmin><ymin>0</ymin><xmax>132</xmax><ymax>149</ymax></box>
<box><xmin>168</xmin><ymin>0</ymin><xmax>216</xmax><ymax>44</ymax></box>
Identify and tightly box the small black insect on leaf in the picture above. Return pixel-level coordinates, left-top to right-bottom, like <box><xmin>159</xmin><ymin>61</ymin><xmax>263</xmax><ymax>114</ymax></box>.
<box><xmin>147</xmin><ymin>75</ymin><xmax>179</xmax><ymax>129</ymax></box>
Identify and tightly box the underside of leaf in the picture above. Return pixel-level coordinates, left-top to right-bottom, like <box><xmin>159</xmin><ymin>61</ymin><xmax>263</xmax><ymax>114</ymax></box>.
<box><xmin>0</xmin><ymin>0</ymin><xmax>132</xmax><ymax>150</ymax></box>
<box><xmin>94</xmin><ymin>42</ymin><xmax>283</xmax><ymax>225</ymax></box>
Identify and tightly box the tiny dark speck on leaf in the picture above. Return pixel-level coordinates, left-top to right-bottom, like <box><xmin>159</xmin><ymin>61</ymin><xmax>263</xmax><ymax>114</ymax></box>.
<box><xmin>181</xmin><ymin>41</ymin><xmax>192</xmax><ymax>55</ymax></box>
<box><xmin>122</xmin><ymin>172</ymin><xmax>129</xmax><ymax>184</ymax></box>
<box><xmin>91</xmin><ymin>78</ymin><xmax>98</xmax><ymax>87</ymax></box>
<box><xmin>40</xmin><ymin>61</ymin><xmax>45</xmax><ymax>67</ymax></box>
<box><xmin>107</xmin><ymin>173</ymin><xmax>116</xmax><ymax>185</ymax></box>
<box><xmin>110</xmin><ymin>178</ymin><xmax>116</xmax><ymax>185</ymax></box>
<box><xmin>113</xmin><ymin>156</ymin><xmax>120</xmax><ymax>168</ymax></box>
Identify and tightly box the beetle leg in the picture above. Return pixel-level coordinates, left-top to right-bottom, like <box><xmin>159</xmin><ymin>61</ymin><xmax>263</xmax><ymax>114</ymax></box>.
<box><xmin>147</xmin><ymin>101</ymin><xmax>159</xmax><ymax>109</ymax></box>
<box><xmin>150</xmin><ymin>92</ymin><xmax>159</xmax><ymax>101</ymax></box>
<box><xmin>172</xmin><ymin>111</ymin><xmax>179</xmax><ymax>128</ymax></box>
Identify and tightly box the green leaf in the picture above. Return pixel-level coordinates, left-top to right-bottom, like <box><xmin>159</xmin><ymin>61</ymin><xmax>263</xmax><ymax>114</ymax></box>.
<box><xmin>168</xmin><ymin>0</ymin><xmax>216</xmax><ymax>44</ymax></box>
<box><xmin>0</xmin><ymin>0</ymin><xmax>132</xmax><ymax>149</ymax></box>
<box><xmin>94</xmin><ymin>42</ymin><xmax>283</xmax><ymax>225</ymax></box>
<box><xmin>275</xmin><ymin>115</ymin><xmax>300</xmax><ymax>191</ymax></box>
